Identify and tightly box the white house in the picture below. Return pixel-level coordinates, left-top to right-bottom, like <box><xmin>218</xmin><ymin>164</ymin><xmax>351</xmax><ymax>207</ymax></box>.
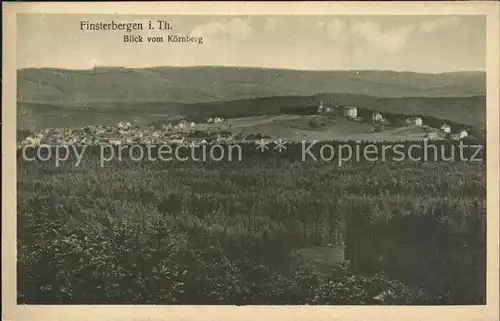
<box><xmin>96</xmin><ymin>128</ymin><xmax>107</xmax><ymax>135</ymax></box>
<box><xmin>190</xmin><ymin>122</ymin><xmax>196</xmax><ymax>127</ymax></box>
<box><xmin>441</xmin><ymin>124</ymin><xmax>451</xmax><ymax>134</ymax></box>
<box><xmin>372</xmin><ymin>112</ymin><xmax>383</xmax><ymax>123</ymax></box>
<box><xmin>214</xmin><ymin>117</ymin><xmax>224</xmax><ymax>124</ymax></box>
<box><xmin>344</xmin><ymin>106</ymin><xmax>358</xmax><ymax>118</ymax></box>
<box><xmin>406</xmin><ymin>117</ymin><xmax>423</xmax><ymax>126</ymax></box>
<box><xmin>207</xmin><ymin>118</ymin><xmax>214</xmax><ymax>123</ymax></box>
<box><xmin>459</xmin><ymin>129</ymin><xmax>468</xmax><ymax>139</ymax></box>
<box><xmin>426</xmin><ymin>132</ymin><xmax>438</xmax><ymax>140</ymax></box>
<box><xmin>118</xmin><ymin>121</ymin><xmax>132</xmax><ymax>130</ymax></box>
<box><xmin>23</xmin><ymin>135</ymin><xmax>41</xmax><ymax>146</ymax></box>
<box><xmin>162</xmin><ymin>123</ymin><xmax>173</xmax><ymax>131</ymax></box>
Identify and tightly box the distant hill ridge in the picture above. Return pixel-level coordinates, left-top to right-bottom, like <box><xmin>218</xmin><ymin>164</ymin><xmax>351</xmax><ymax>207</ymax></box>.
<box><xmin>17</xmin><ymin>66</ymin><xmax>486</xmax><ymax>105</ymax></box>
<box><xmin>18</xmin><ymin>93</ymin><xmax>486</xmax><ymax>132</ymax></box>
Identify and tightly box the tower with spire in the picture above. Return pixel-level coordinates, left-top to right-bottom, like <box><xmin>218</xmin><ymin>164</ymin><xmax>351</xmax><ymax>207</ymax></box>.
<box><xmin>317</xmin><ymin>101</ymin><xmax>324</xmax><ymax>113</ymax></box>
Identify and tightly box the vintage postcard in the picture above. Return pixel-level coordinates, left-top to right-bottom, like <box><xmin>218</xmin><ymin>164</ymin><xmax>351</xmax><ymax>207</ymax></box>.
<box><xmin>2</xmin><ymin>2</ymin><xmax>499</xmax><ymax>321</ymax></box>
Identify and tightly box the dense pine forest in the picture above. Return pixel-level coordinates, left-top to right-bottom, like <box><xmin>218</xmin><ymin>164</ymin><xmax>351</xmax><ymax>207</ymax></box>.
<box><xmin>17</xmin><ymin>141</ymin><xmax>486</xmax><ymax>305</ymax></box>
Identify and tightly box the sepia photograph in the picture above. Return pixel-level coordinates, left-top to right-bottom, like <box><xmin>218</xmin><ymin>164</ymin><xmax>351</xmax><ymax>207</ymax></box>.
<box><xmin>2</xmin><ymin>2</ymin><xmax>499</xmax><ymax>321</ymax></box>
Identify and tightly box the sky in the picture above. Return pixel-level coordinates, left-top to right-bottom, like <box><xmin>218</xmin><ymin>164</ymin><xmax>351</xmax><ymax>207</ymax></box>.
<box><xmin>17</xmin><ymin>14</ymin><xmax>486</xmax><ymax>73</ymax></box>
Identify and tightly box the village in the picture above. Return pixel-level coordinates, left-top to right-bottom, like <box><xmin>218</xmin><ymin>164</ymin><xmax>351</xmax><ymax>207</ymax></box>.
<box><xmin>317</xmin><ymin>101</ymin><xmax>469</xmax><ymax>141</ymax></box>
<box><xmin>18</xmin><ymin>101</ymin><xmax>470</xmax><ymax>149</ymax></box>
<box><xmin>18</xmin><ymin>117</ymin><xmax>232</xmax><ymax>148</ymax></box>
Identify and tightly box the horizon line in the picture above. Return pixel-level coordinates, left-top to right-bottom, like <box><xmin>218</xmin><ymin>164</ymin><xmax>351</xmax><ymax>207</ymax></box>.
<box><xmin>16</xmin><ymin>64</ymin><xmax>486</xmax><ymax>75</ymax></box>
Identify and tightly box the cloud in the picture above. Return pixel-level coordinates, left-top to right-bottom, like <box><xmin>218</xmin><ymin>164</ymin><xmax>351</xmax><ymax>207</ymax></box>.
<box><xmin>350</xmin><ymin>21</ymin><xmax>415</xmax><ymax>52</ymax></box>
<box><xmin>264</xmin><ymin>17</ymin><xmax>283</xmax><ymax>32</ymax></box>
<box><xmin>324</xmin><ymin>19</ymin><xmax>347</xmax><ymax>37</ymax></box>
<box><xmin>315</xmin><ymin>19</ymin><xmax>346</xmax><ymax>37</ymax></box>
<box><xmin>319</xmin><ymin>19</ymin><xmax>415</xmax><ymax>53</ymax></box>
<box><xmin>419</xmin><ymin>17</ymin><xmax>461</xmax><ymax>32</ymax></box>
<box><xmin>190</xmin><ymin>18</ymin><xmax>253</xmax><ymax>39</ymax></box>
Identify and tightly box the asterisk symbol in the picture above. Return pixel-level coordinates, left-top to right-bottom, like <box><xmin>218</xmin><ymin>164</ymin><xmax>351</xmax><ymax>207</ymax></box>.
<box><xmin>255</xmin><ymin>139</ymin><xmax>269</xmax><ymax>152</ymax></box>
<box><xmin>274</xmin><ymin>139</ymin><xmax>287</xmax><ymax>152</ymax></box>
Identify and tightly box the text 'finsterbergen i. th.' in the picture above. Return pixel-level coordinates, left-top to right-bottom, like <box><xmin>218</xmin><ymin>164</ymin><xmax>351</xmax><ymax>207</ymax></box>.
<box><xmin>80</xmin><ymin>20</ymin><xmax>204</xmax><ymax>44</ymax></box>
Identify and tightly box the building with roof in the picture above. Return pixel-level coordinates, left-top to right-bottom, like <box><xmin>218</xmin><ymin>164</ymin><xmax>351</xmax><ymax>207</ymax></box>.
<box><xmin>344</xmin><ymin>106</ymin><xmax>358</xmax><ymax>118</ymax></box>
<box><xmin>372</xmin><ymin>112</ymin><xmax>383</xmax><ymax>123</ymax></box>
